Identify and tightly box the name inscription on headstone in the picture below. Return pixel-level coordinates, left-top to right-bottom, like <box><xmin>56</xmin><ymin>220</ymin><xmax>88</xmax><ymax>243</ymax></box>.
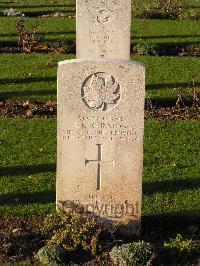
<box><xmin>61</xmin><ymin>115</ymin><xmax>140</xmax><ymax>142</ymax></box>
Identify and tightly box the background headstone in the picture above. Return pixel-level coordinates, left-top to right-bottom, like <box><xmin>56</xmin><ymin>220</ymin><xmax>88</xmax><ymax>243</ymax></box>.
<box><xmin>76</xmin><ymin>0</ymin><xmax>131</xmax><ymax>59</ymax></box>
<box><xmin>57</xmin><ymin>59</ymin><xmax>145</xmax><ymax>236</ymax></box>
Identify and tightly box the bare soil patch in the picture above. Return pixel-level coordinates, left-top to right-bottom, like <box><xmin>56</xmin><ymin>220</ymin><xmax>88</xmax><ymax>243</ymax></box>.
<box><xmin>0</xmin><ymin>99</ymin><xmax>57</xmax><ymax>118</ymax></box>
<box><xmin>0</xmin><ymin>98</ymin><xmax>199</xmax><ymax>121</ymax></box>
<box><xmin>0</xmin><ymin>217</ymin><xmax>44</xmax><ymax>263</ymax></box>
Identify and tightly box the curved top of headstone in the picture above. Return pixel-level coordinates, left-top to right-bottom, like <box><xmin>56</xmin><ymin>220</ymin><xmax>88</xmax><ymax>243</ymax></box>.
<box><xmin>58</xmin><ymin>58</ymin><xmax>145</xmax><ymax>69</ymax></box>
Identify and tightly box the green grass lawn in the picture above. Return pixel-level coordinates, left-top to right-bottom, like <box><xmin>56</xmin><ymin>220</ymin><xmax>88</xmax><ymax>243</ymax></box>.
<box><xmin>143</xmin><ymin>120</ymin><xmax>200</xmax><ymax>217</ymax></box>
<box><xmin>0</xmin><ymin>54</ymin><xmax>199</xmax><ymax>102</ymax></box>
<box><xmin>0</xmin><ymin>54</ymin><xmax>72</xmax><ymax>100</ymax></box>
<box><xmin>0</xmin><ymin>0</ymin><xmax>75</xmax><ymax>14</ymax></box>
<box><xmin>0</xmin><ymin>17</ymin><xmax>76</xmax><ymax>43</ymax></box>
<box><xmin>0</xmin><ymin>119</ymin><xmax>199</xmax><ymax>217</ymax></box>
<box><xmin>0</xmin><ymin>0</ymin><xmax>198</xmax><ymax>16</ymax></box>
<box><xmin>132</xmin><ymin>19</ymin><xmax>200</xmax><ymax>45</ymax></box>
<box><xmin>0</xmin><ymin>17</ymin><xmax>199</xmax><ymax>45</ymax></box>
<box><xmin>0</xmin><ymin>118</ymin><xmax>56</xmax><ymax>216</ymax></box>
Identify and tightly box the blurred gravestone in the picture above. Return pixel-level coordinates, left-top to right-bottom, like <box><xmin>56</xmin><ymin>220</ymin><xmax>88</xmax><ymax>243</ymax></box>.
<box><xmin>76</xmin><ymin>0</ymin><xmax>131</xmax><ymax>59</ymax></box>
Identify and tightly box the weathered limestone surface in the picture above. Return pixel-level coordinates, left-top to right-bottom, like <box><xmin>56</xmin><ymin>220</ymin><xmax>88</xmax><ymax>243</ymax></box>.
<box><xmin>76</xmin><ymin>0</ymin><xmax>131</xmax><ymax>59</ymax></box>
<box><xmin>57</xmin><ymin>58</ymin><xmax>145</xmax><ymax>236</ymax></box>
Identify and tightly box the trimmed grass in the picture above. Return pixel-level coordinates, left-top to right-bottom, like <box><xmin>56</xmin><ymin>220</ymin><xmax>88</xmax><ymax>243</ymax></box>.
<box><xmin>0</xmin><ymin>118</ymin><xmax>56</xmax><ymax>216</ymax></box>
<box><xmin>0</xmin><ymin>0</ymin><xmax>199</xmax><ymax>14</ymax></box>
<box><xmin>0</xmin><ymin>17</ymin><xmax>76</xmax><ymax>43</ymax></box>
<box><xmin>143</xmin><ymin>120</ymin><xmax>200</xmax><ymax>216</ymax></box>
<box><xmin>0</xmin><ymin>54</ymin><xmax>73</xmax><ymax>100</ymax></box>
<box><xmin>131</xmin><ymin>19</ymin><xmax>200</xmax><ymax>45</ymax></box>
<box><xmin>0</xmin><ymin>17</ymin><xmax>199</xmax><ymax>45</ymax></box>
<box><xmin>0</xmin><ymin>0</ymin><xmax>75</xmax><ymax>14</ymax></box>
<box><xmin>135</xmin><ymin>55</ymin><xmax>200</xmax><ymax>101</ymax></box>
<box><xmin>0</xmin><ymin>119</ymin><xmax>199</xmax><ymax>217</ymax></box>
<box><xmin>0</xmin><ymin>54</ymin><xmax>199</xmax><ymax>102</ymax></box>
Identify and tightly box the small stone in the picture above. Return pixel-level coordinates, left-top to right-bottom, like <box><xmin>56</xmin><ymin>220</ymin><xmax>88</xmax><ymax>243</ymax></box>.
<box><xmin>23</xmin><ymin>100</ymin><xmax>30</xmax><ymax>108</ymax></box>
<box><xmin>12</xmin><ymin>228</ymin><xmax>21</xmax><ymax>234</ymax></box>
<box><xmin>37</xmin><ymin>244</ymin><xmax>67</xmax><ymax>265</ymax></box>
<box><xmin>45</xmin><ymin>100</ymin><xmax>55</xmax><ymax>107</ymax></box>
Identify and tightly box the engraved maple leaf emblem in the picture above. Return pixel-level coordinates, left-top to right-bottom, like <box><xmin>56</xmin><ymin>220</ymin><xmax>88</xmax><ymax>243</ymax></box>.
<box><xmin>82</xmin><ymin>73</ymin><xmax>121</xmax><ymax>111</ymax></box>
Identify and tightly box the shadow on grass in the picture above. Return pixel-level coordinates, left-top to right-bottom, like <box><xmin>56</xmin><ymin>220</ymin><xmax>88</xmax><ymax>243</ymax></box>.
<box><xmin>146</xmin><ymin>82</ymin><xmax>200</xmax><ymax>91</ymax></box>
<box><xmin>132</xmin><ymin>34</ymin><xmax>200</xmax><ymax>40</ymax></box>
<box><xmin>0</xmin><ymin>30</ymin><xmax>75</xmax><ymax>38</ymax></box>
<box><xmin>0</xmin><ymin>41</ymin><xmax>17</xmax><ymax>48</ymax></box>
<box><xmin>0</xmin><ymin>89</ymin><xmax>56</xmax><ymax>99</ymax></box>
<box><xmin>1</xmin><ymin>78</ymin><xmax>197</xmax><ymax>88</ymax></box>
<box><xmin>145</xmin><ymin>97</ymin><xmax>179</xmax><ymax>108</ymax></box>
<box><xmin>0</xmin><ymin>77</ymin><xmax>56</xmax><ymax>85</ymax></box>
<box><xmin>142</xmin><ymin>211</ymin><xmax>200</xmax><ymax>229</ymax></box>
<box><xmin>0</xmin><ymin>77</ymin><xmax>56</xmax><ymax>99</ymax></box>
<box><xmin>0</xmin><ymin>163</ymin><xmax>56</xmax><ymax>177</ymax></box>
<box><xmin>1</xmin><ymin>82</ymin><xmax>198</xmax><ymax>102</ymax></box>
<box><xmin>143</xmin><ymin>178</ymin><xmax>200</xmax><ymax>194</ymax></box>
<box><xmin>0</xmin><ymin>4</ymin><xmax>75</xmax><ymax>8</ymax></box>
<box><xmin>0</xmin><ymin>190</ymin><xmax>55</xmax><ymax>205</ymax></box>
<box><xmin>1</xmin><ymin>33</ymin><xmax>198</xmax><ymax>42</ymax></box>
<box><xmin>0</xmin><ymin>1</ymin><xmax>17</xmax><ymax>3</ymax></box>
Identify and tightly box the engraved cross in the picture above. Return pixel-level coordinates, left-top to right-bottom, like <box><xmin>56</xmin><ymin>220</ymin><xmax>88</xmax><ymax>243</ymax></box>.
<box><xmin>85</xmin><ymin>144</ymin><xmax>114</xmax><ymax>190</ymax></box>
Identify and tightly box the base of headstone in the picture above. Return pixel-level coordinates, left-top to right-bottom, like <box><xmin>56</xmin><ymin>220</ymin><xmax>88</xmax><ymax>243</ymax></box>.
<box><xmin>56</xmin><ymin>200</ymin><xmax>141</xmax><ymax>238</ymax></box>
<box><xmin>57</xmin><ymin>58</ymin><xmax>145</xmax><ymax>237</ymax></box>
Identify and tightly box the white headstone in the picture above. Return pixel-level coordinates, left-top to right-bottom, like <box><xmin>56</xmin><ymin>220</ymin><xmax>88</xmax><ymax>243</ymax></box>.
<box><xmin>57</xmin><ymin>58</ymin><xmax>145</xmax><ymax>236</ymax></box>
<box><xmin>76</xmin><ymin>0</ymin><xmax>131</xmax><ymax>59</ymax></box>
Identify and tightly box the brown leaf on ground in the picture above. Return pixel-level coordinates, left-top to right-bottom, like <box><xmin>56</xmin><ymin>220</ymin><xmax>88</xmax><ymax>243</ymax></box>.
<box><xmin>0</xmin><ymin>100</ymin><xmax>57</xmax><ymax>118</ymax></box>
